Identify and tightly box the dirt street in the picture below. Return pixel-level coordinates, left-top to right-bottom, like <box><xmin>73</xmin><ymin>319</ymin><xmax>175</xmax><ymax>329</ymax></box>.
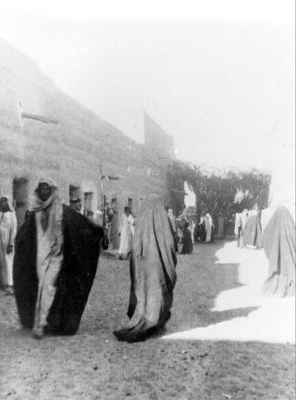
<box><xmin>0</xmin><ymin>241</ymin><xmax>295</xmax><ymax>400</ymax></box>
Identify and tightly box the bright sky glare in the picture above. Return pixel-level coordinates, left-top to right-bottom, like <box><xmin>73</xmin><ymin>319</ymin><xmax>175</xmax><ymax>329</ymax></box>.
<box><xmin>0</xmin><ymin>0</ymin><xmax>294</xmax><ymax>174</ymax></box>
<box><xmin>1</xmin><ymin>0</ymin><xmax>295</xmax><ymax>22</ymax></box>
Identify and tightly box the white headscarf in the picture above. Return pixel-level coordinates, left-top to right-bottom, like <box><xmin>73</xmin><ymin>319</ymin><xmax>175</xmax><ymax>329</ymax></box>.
<box><xmin>0</xmin><ymin>195</ymin><xmax>15</xmax><ymax>213</ymax></box>
<box><xmin>30</xmin><ymin>178</ymin><xmax>64</xmax><ymax>249</ymax></box>
<box><xmin>30</xmin><ymin>177</ymin><xmax>60</xmax><ymax>212</ymax></box>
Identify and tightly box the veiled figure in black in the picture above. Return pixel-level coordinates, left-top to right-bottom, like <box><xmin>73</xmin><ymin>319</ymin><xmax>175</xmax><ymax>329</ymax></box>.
<box><xmin>181</xmin><ymin>221</ymin><xmax>193</xmax><ymax>254</ymax></box>
<box><xmin>114</xmin><ymin>195</ymin><xmax>177</xmax><ymax>343</ymax></box>
<box><xmin>13</xmin><ymin>178</ymin><xmax>103</xmax><ymax>339</ymax></box>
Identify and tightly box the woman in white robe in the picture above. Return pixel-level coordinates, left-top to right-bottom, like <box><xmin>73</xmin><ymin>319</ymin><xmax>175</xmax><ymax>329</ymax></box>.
<box><xmin>118</xmin><ymin>206</ymin><xmax>135</xmax><ymax>259</ymax></box>
<box><xmin>205</xmin><ymin>213</ymin><xmax>214</xmax><ymax>243</ymax></box>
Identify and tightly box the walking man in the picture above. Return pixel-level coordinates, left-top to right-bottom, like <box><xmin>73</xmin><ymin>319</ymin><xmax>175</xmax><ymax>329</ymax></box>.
<box><xmin>13</xmin><ymin>178</ymin><xmax>103</xmax><ymax>339</ymax></box>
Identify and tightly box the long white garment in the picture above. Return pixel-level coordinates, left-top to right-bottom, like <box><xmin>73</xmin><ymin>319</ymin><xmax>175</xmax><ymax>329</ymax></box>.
<box><xmin>118</xmin><ymin>213</ymin><xmax>134</xmax><ymax>255</ymax></box>
<box><xmin>34</xmin><ymin>209</ymin><xmax>63</xmax><ymax>330</ymax></box>
<box><xmin>0</xmin><ymin>211</ymin><xmax>17</xmax><ymax>286</ymax></box>
<box><xmin>190</xmin><ymin>221</ymin><xmax>195</xmax><ymax>244</ymax></box>
<box><xmin>205</xmin><ymin>217</ymin><xmax>213</xmax><ymax>243</ymax></box>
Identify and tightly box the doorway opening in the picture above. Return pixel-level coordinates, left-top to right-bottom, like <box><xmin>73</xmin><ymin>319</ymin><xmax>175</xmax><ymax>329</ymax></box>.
<box><xmin>69</xmin><ymin>185</ymin><xmax>81</xmax><ymax>202</ymax></box>
<box><xmin>84</xmin><ymin>191</ymin><xmax>94</xmax><ymax>217</ymax></box>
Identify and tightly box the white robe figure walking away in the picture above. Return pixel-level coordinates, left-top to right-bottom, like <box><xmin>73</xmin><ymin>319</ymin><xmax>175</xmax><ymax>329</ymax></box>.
<box><xmin>118</xmin><ymin>206</ymin><xmax>135</xmax><ymax>260</ymax></box>
<box><xmin>0</xmin><ymin>196</ymin><xmax>17</xmax><ymax>295</ymax></box>
<box><xmin>205</xmin><ymin>213</ymin><xmax>214</xmax><ymax>243</ymax></box>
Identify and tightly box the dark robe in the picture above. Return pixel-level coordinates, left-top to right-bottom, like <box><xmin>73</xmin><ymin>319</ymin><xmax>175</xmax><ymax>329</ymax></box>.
<box><xmin>13</xmin><ymin>205</ymin><xmax>103</xmax><ymax>335</ymax></box>
<box><xmin>114</xmin><ymin>196</ymin><xmax>177</xmax><ymax>342</ymax></box>
<box><xmin>181</xmin><ymin>228</ymin><xmax>193</xmax><ymax>254</ymax></box>
<box><xmin>244</xmin><ymin>215</ymin><xmax>263</xmax><ymax>249</ymax></box>
<box><xmin>262</xmin><ymin>206</ymin><xmax>295</xmax><ymax>297</ymax></box>
<box><xmin>199</xmin><ymin>222</ymin><xmax>206</xmax><ymax>243</ymax></box>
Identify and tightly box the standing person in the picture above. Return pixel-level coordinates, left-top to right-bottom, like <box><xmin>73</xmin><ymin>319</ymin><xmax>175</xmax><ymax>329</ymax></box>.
<box><xmin>114</xmin><ymin>195</ymin><xmax>177</xmax><ymax>343</ymax></box>
<box><xmin>234</xmin><ymin>212</ymin><xmax>241</xmax><ymax>244</ymax></box>
<box><xmin>175</xmin><ymin>212</ymin><xmax>184</xmax><ymax>246</ymax></box>
<box><xmin>13</xmin><ymin>178</ymin><xmax>103</xmax><ymax>339</ymax></box>
<box><xmin>244</xmin><ymin>206</ymin><xmax>263</xmax><ymax>249</ymax></box>
<box><xmin>69</xmin><ymin>198</ymin><xmax>82</xmax><ymax>213</ymax></box>
<box><xmin>118</xmin><ymin>206</ymin><xmax>135</xmax><ymax>260</ymax></box>
<box><xmin>237</xmin><ymin>209</ymin><xmax>249</xmax><ymax>248</ymax></box>
<box><xmin>104</xmin><ymin>199</ymin><xmax>115</xmax><ymax>249</ymax></box>
<box><xmin>0</xmin><ymin>196</ymin><xmax>17</xmax><ymax>295</ymax></box>
<box><xmin>198</xmin><ymin>212</ymin><xmax>206</xmax><ymax>242</ymax></box>
<box><xmin>205</xmin><ymin>213</ymin><xmax>214</xmax><ymax>243</ymax></box>
<box><xmin>189</xmin><ymin>218</ymin><xmax>196</xmax><ymax>244</ymax></box>
<box><xmin>181</xmin><ymin>221</ymin><xmax>193</xmax><ymax>254</ymax></box>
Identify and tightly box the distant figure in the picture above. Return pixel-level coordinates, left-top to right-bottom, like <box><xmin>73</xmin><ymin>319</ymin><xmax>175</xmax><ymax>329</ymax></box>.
<box><xmin>69</xmin><ymin>198</ymin><xmax>82</xmax><ymax>213</ymax></box>
<box><xmin>0</xmin><ymin>196</ymin><xmax>17</xmax><ymax>295</ymax></box>
<box><xmin>237</xmin><ymin>209</ymin><xmax>249</xmax><ymax>248</ymax></box>
<box><xmin>262</xmin><ymin>206</ymin><xmax>295</xmax><ymax>297</ymax></box>
<box><xmin>13</xmin><ymin>178</ymin><xmax>103</xmax><ymax>339</ymax></box>
<box><xmin>114</xmin><ymin>196</ymin><xmax>177</xmax><ymax>342</ymax></box>
<box><xmin>181</xmin><ymin>221</ymin><xmax>193</xmax><ymax>254</ymax></box>
<box><xmin>189</xmin><ymin>218</ymin><xmax>196</xmax><ymax>244</ymax></box>
<box><xmin>234</xmin><ymin>213</ymin><xmax>241</xmax><ymax>242</ymax></box>
<box><xmin>244</xmin><ymin>206</ymin><xmax>262</xmax><ymax>249</ymax></box>
<box><xmin>104</xmin><ymin>199</ymin><xmax>115</xmax><ymax>249</ymax></box>
<box><xmin>175</xmin><ymin>212</ymin><xmax>186</xmax><ymax>245</ymax></box>
<box><xmin>118</xmin><ymin>206</ymin><xmax>135</xmax><ymax>260</ymax></box>
<box><xmin>198</xmin><ymin>212</ymin><xmax>206</xmax><ymax>242</ymax></box>
<box><xmin>205</xmin><ymin>213</ymin><xmax>214</xmax><ymax>243</ymax></box>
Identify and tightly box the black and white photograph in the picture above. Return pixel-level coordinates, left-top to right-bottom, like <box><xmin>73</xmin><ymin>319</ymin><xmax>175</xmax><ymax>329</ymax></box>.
<box><xmin>0</xmin><ymin>1</ymin><xmax>295</xmax><ymax>399</ymax></box>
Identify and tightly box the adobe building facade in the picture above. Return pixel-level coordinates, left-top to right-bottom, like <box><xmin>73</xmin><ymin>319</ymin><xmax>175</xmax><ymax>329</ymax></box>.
<box><xmin>0</xmin><ymin>38</ymin><xmax>176</xmax><ymax>249</ymax></box>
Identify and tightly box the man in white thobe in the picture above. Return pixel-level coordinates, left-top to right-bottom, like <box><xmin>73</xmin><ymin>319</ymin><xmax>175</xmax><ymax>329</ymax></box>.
<box><xmin>0</xmin><ymin>196</ymin><xmax>17</xmax><ymax>295</ymax></box>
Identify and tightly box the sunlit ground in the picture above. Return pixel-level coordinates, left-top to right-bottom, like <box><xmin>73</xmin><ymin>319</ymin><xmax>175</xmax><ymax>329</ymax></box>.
<box><xmin>163</xmin><ymin>241</ymin><xmax>295</xmax><ymax>344</ymax></box>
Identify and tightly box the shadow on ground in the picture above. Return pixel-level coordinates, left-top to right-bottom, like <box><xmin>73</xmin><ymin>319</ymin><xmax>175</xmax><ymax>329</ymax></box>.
<box><xmin>167</xmin><ymin>240</ymin><xmax>259</xmax><ymax>334</ymax></box>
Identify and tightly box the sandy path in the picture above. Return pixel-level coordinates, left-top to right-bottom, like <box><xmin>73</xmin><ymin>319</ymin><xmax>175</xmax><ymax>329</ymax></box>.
<box><xmin>0</xmin><ymin>241</ymin><xmax>294</xmax><ymax>400</ymax></box>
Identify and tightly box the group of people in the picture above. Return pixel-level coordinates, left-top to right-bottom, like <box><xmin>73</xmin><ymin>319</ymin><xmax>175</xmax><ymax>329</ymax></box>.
<box><xmin>235</xmin><ymin>207</ymin><xmax>262</xmax><ymax>249</ymax></box>
<box><xmin>1</xmin><ymin>177</ymin><xmax>294</xmax><ymax>342</ymax></box>
<box><xmin>171</xmin><ymin>209</ymin><xmax>193</xmax><ymax>255</ymax></box>
<box><xmin>174</xmin><ymin>210</ymin><xmax>215</xmax><ymax>255</ymax></box>
<box><xmin>69</xmin><ymin>196</ymin><xmax>135</xmax><ymax>259</ymax></box>
<box><xmin>1</xmin><ymin>178</ymin><xmax>177</xmax><ymax>343</ymax></box>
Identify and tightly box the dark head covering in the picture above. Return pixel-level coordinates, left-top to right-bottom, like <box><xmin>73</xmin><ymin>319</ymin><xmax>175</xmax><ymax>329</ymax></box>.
<box><xmin>114</xmin><ymin>195</ymin><xmax>177</xmax><ymax>342</ymax></box>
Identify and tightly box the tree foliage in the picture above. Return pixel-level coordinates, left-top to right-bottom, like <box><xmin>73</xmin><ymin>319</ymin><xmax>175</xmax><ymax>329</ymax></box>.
<box><xmin>167</xmin><ymin>161</ymin><xmax>271</xmax><ymax>225</ymax></box>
